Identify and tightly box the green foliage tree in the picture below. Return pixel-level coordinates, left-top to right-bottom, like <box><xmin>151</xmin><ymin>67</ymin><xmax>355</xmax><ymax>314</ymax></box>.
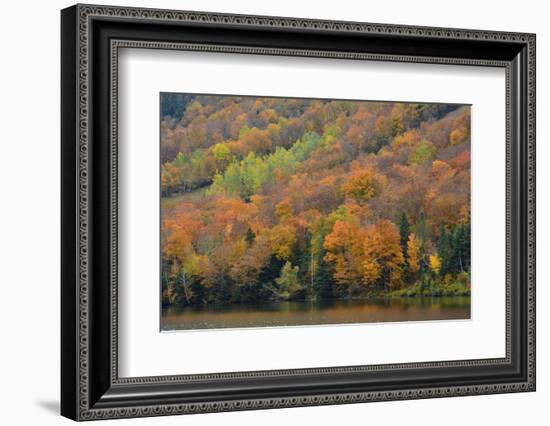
<box><xmin>409</xmin><ymin>140</ymin><xmax>435</xmax><ymax>165</ymax></box>
<box><xmin>212</xmin><ymin>143</ymin><xmax>231</xmax><ymax>160</ymax></box>
<box><xmin>398</xmin><ymin>212</ymin><xmax>410</xmax><ymax>259</ymax></box>
<box><xmin>272</xmin><ymin>262</ymin><xmax>302</xmax><ymax>300</ymax></box>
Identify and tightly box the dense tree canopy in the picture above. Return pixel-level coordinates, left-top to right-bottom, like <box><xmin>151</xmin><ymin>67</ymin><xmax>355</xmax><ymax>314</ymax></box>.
<box><xmin>161</xmin><ymin>95</ymin><xmax>471</xmax><ymax>306</ymax></box>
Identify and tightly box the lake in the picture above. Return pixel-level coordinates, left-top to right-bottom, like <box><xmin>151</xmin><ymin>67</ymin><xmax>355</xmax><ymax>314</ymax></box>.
<box><xmin>161</xmin><ymin>296</ymin><xmax>471</xmax><ymax>331</ymax></box>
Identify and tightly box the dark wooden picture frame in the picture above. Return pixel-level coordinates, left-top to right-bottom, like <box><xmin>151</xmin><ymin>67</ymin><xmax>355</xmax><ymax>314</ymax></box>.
<box><xmin>61</xmin><ymin>4</ymin><xmax>536</xmax><ymax>421</ymax></box>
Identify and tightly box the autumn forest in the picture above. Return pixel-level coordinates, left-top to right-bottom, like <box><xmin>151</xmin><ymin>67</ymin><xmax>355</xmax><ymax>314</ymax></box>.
<box><xmin>160</xmin><ymin>93</ymin><xmax>471</xmax><ymax>329</ymax></box>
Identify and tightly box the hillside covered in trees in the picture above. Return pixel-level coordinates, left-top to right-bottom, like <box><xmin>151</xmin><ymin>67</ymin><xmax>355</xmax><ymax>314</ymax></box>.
<box><xmin>160</xmin><ymin>94</ymin><xmax>471</xmax><ymax>308</ymax></box>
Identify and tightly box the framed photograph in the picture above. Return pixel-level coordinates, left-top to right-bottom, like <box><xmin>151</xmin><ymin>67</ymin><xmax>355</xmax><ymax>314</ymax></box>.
<box><xmin>61</xmin><ymin>4</ymin><xmax>536</xmax><ymax>421</ymax></box>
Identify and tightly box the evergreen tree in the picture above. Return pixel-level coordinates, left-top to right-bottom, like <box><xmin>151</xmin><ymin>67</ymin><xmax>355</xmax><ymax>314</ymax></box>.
<box><xmin>437</xmin><ymin>224</ymin><xmax>452</xmax><ymax>275</ymax></box>
<box><xmin>161</xmin><ymin>264</ymin><xmax>169</xmax><ymax>304</ymax></box>
<box><xmin>310</xmin><ymin>219</ymin><xmax>335</xmax><ymax>300</ymax></box>
<box><xmin>398</xmin><ymin>212</ymin><xmax>410</xmax><ymax>259</ymax></box>
<box><xmin>315</xmin><ymin>256</ymin><xmax>334</xmax><ymax>300</ymax></box>
<box><xmin>415</xmin><ymin>210</ymin><xmax>429</xmax><ymax>272</ymax></box>
<box><xmin>416</xmin><ymin>210</ymin><xmax>428</xmax><ymax>243</ymax></box>
<box><xmin>297</xmin><ymin>229</ymin><xmax>314</xmax><ymax>297</ymax></box>
<box><xmin>245</xmin><ymin>226</ymin><xmax>256</xmax><ymax>245</ymax></box>
<box><xmin>462</xmin><ymin>221</ymin><xmax>471</xmax><ymax>271</ymax></box>
<box><xmin>258</xmin><ymin>255</ymin><xmax>285</xmax><ymax>296</ymax></box>
<box><xmin>451</xmin><ymin>224</ymin><xmax>470</xmax><ymax>273</ymax></box>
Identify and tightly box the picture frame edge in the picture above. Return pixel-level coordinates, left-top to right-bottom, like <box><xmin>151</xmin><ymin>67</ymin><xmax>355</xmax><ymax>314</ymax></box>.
<box><xmin>60</xmin><ymin>3</ymin><xmax>536</xmax><ymax>421</ymax></box>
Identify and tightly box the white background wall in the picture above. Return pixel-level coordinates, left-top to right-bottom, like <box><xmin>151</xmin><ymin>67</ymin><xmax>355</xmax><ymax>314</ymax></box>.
<box><xmin>0</xmin><ymin>0</ymin><xmax>547</xmax><ymax>424</ymax></box>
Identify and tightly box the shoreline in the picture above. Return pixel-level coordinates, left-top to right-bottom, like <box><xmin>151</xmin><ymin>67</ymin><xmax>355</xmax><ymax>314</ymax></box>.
<box><xmin>162</xmin><ymin>294</ymin><xmax>471</xmax><ymax>311</ymax></box>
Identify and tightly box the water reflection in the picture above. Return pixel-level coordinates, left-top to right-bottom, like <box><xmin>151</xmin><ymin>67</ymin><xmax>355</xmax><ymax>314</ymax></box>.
<box><xmin>161</xmin><ymin>297</ymin><xmax>471</xmax><ymax>331</ymax></box>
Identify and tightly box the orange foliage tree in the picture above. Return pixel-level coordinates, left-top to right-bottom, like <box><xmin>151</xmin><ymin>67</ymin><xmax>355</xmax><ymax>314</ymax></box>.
<box><xmin>362</xmin><ymin>220</ymin><xmax>405</xmax><ymax>291</ymax></box>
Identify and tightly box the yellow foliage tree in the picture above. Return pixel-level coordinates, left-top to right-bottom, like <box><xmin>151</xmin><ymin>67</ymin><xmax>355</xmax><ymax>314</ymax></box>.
<box><xmin>269</xmin><ymin>223</ymin><xmax>296</xmax><ymax>260</ymax></box>
<box><xmin>362</xmin><ymin>219</ymin><xmax>405</xmax><ymax>291</ymax></box>
<box><xmin>341</xmin><ymin>168</ymin><xmax>380</xmax><ymax>204</ymax></box>
<box><xmin>449</xmin><ymin>128</ymin><xmax>467</xmax><ymax>145</ymax></box>
<box><xmin>323</xmin><ymin>220</ymin><xmax>365</xmax><ymax>294</ymax></box>
<box><xmin>275</xmin><ymin>198</ymin><xmax>293</xmax><ymax>221</ymax></box>
<box><xmin>407</xmin><ymin>233</ymin><xmax>420</xmax><ymax>274</ymax></box>
<box><xmin>429</xmin><ymin>254</ymin><xmax>441</xmax><ymax>274</ymax></box>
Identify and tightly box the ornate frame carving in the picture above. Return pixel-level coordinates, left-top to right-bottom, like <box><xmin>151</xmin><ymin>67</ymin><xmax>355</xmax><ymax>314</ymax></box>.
<box><xmin>61</xmin><ymin>4</ymin><xmax>535</xmax><ymax>421</ymax></box>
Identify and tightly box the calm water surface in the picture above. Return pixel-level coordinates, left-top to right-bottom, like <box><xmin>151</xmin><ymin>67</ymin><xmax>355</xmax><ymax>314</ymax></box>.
<box><xmin>161</xmin><ymin>297</ymin><xmax>470</xmax><ymax>331</ymax></box>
